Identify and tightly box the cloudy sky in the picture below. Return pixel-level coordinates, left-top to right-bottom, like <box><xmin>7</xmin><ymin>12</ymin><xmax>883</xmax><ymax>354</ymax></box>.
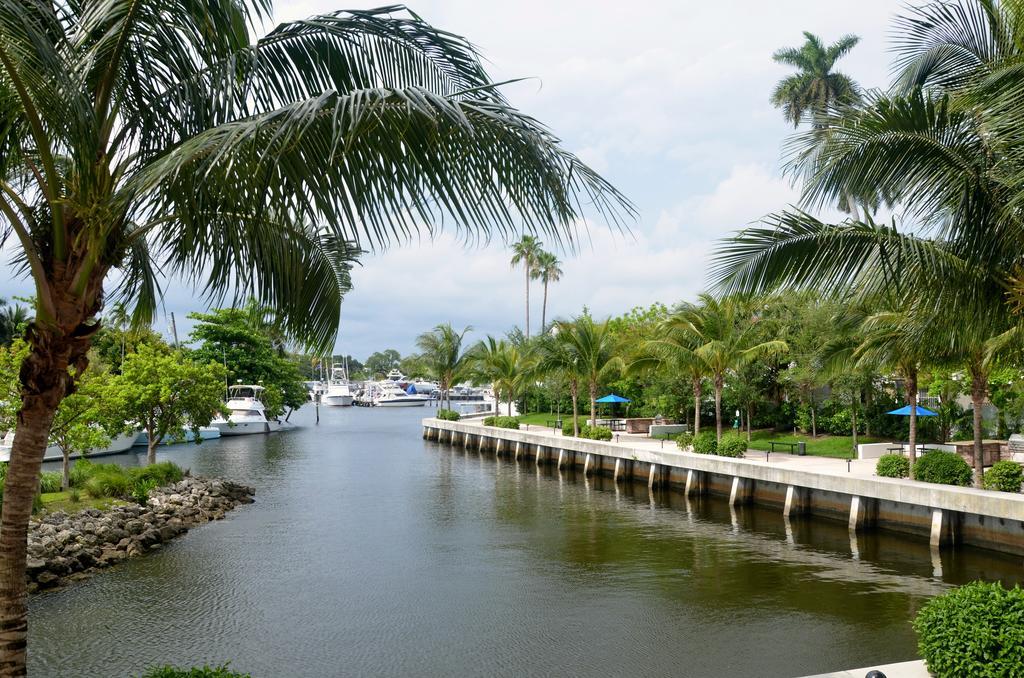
<box><xmin>2</xmin><ymin>1</ymin><xmax>902</xmax><ymax>358</ymax></box>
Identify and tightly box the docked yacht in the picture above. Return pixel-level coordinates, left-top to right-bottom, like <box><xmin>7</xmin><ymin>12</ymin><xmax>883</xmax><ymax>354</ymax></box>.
<box><xmin>322</xmin><ymin>366</ymin><xmax>354</xmax><ymax>407</ymax></box>
<box><xmin>0</xmin><ymin>429</ymin><xmax>139</xmax><ymax>463</ymax></box>
<box><xmin>211</xmin><ymin>384</ymin><xmax>285</xmax><ymax>435</ymax></box>
<box><xmin>361</xmin><ymin>381</ymin><xmax>431</xmax><ymax>407</ymax></box>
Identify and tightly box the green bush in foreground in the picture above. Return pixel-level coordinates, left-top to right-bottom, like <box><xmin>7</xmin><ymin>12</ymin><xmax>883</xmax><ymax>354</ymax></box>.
<box><xmin>675</xmin><ymin>432</ymin><xmax>694</xmax><ymax>450</ymax></box>
<box><xmin>436</xmin><ymin>409</ymin><xmax>461</xmax><ymax>421</ymax></box>
<box><xmin>483</xmin><ymin>416</ymin><xmax>520</xmax><ymax>429</ymax></box>
<box><xmin>692</xmin><ymin>431</ymin><xmax>717</xmax><ymax>455</ymax></box>
<box><xmin>139</xmin><ymin>665</ymin><xmax>250</xmax><ymax>678</ymax></box>
<box><xmin>716</xmin><ymin>433</ymin><xmax>748</xmax><ymax>458</ymax></box>
<box><xmin>876</xmin><ymin>453</ymin><xmax>910</xmax><ymax>479</ymax></box>
<box><xmin>913</xmin><ymin>581</ymin><xmax>1024</xmax><ymax>678</ymax></box>
<box><xmin>982</xmin><ymin>461</ymin><xmax>1023</xmax><ymax>493</ymax></box>
<box><xmin>74</xmin><ymin>460</ymin><xmax>185</xmax><ymax>500</ymax></box>
<box><xmin>912</xmin><ymin>451</ymin><xmax>973</xmax><ymax>487</ymax></box>
<box><xmin>580</xmin><ymin>425</ymin><xmax>613</xmax><ymax>441</ymax></box>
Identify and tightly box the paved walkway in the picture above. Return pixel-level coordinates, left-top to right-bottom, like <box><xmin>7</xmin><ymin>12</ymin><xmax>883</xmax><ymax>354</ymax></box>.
<box><xmin>513</xmin><ymin>422</ymin><xmax>883</xmax><ymax>480</ymax></box>
<box><xmin>800</xmin><ymin>659</ymin><xmax>928</xmax><ymax>678</ymax></box>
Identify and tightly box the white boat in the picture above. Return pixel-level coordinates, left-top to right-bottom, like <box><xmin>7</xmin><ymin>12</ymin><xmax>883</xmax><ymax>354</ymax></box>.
<box><xmin>372</xmin><ymin>381</ymin><xmax>431</xmax><ymax>408</ymax></box>
<box><xmin>0</xmin><ymin>429</ymin><xmax>139</xmax><ymax>463</ymax></box>
<box><xmin>211</xmin><ymin>384</ymin><xmax>286</xmax><ymax>436</ymax></box>
<box><xmin>133</xmin><ymin>427</ymin><xmax>221</xmax><ymax>447</ymax></box>
<box><xmin>322</xmin><ymin>366</ymin><xmax>354</xmax><ymax>407</ymax></box>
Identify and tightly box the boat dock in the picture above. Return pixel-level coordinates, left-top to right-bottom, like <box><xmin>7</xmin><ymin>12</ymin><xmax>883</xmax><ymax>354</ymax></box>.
<box><xmin>422</xmin><ymin>417</ymin><xmax>1024</xmax><ymax>557</ymax></box>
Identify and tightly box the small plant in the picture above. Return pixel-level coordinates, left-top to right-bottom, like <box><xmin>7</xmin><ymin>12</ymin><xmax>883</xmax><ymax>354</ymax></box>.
<box><xmin>483</xmin><ymin>416</ymin><xmax>519</xmax><ymax>429</ymax></box>
<box><xmin>84</xmin><ymin>469</ymin><xmax>134</xmax><ymax>499</ymax></box>
<box><xmin>876</xmin><ymin>453</ymin><xmax>911</xmax><ymax>479</ymax></box>
<box><xmin>982</xmin><ymin>460</ymin><xmax>1023</xmax><ymax>493</ymax></box>
<box><xmin>716</xmin><ymin>433</ymin><xmax>748</xmax><ymax>458</ymax></box>
<box><xmin>38</xmin><ymin>471</ymin><xmax>63</xmax><ymax>494</ymax></box>
<box><xmin>913</xmin><ymin>581</ymin><xmax>1024</xmax><ymax>677</ymax></box>
<box><xmin>580</xmin><ymin>425</ymin><xmax>613</xmax><ymax>441</ymax></box>
<box><xmin>436</xmin><ymin>408</ymin><xmax>461</xmax><ymax>421</ymax></box>
<box><xmin>912</xmin><ymin>450</ymin><xmax>973</xmax><ymax>486</ymax></box>
<box><xmin>130</xmin><ymin>461</ymin><xmax>185</xmax><ymax>487</ymax></box>
<box><xmin>69</xmin><ymin>458</ymin><xmax>94</xmax><ymax>488</ymax></box>
<box><xmin>31</xmin><ymin>493</ymin><xmax>43</xmax><ymax>515</ymax></box>
<box><xmin>675</xmin><ymin>432</ymin><xmax>694</xmax><ymax>451</ymax></box>
<box><xmin>139</xmin><ymin>665</ymin><xmax>250</xmax><ymax>678</ymax></box>
<box><xmin>692</xmin><ymin>431</ymin><xmax>718</xmax><ymax>455</ymax></box>
<box><xmin>131</xmin><ymin>479</ymin><xmax>157</xmax><ymax>505</ymax></box>
<box><xmin>68</xmin><ymin>488</ymin><xmax>81</xmax><ymax>503</ymax></box>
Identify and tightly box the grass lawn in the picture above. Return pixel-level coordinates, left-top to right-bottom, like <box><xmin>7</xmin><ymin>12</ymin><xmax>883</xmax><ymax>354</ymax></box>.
<box><xmin>517</xmin><ymin>411</ymin><xmax>569</xmax><ymax>427</ymax></box>
<box><xmin>37</xmin><ymin>491</ymin><xmax>129</xmax><ymax>515</ymax></box>
<box><xmin>746</xmin><ymin>430</ymin><xmax>884</xmax><ymax>459</ymax></box>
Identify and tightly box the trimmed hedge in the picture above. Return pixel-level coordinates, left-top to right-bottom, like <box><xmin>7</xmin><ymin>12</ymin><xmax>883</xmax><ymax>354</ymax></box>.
<box><xmin>483</xmin><ymin>416</ymin><xmax>520</xmax><ymax>429</ymax></box>
<box><xmin>913</xmin><ymin>581</ymin><xmax>1024</xmax><ymax>678</ymax></box>
<box><xmin>692</xmin><ymin>431</ymin><xmax>717</xmax><ymax>455</ymax></box>
<box><xmin>436</xmin><ymin>409</ymin><xmax>461</xmax><ymax>421</ymax></box>
<box><xmin>675</xmin><ymin>432</ymin><xmax>694</xmax><ymax>451</ymax></box>
<box><xmin>982</xmin><ymin>461</ymin><xmax>1023</xmax><ymax>493</ymax></box>
<box><xmin>716</xmin><ymin>433</ymin><xmax>748</xmax><ymax>458</ymax></box>
<box><xmin>876</xmin><ymin>453</ymin><xmax>910</xmax><ymax>479</ymax></box>
<box><xmin>912</xmin><ymin>451</ymin><xmax>973</xmax><ymax>486</ymax></box>
<box><xmin>581</xmin><ymin>425</ymin><xmax>613</xmax><ymax>441</ymax></box>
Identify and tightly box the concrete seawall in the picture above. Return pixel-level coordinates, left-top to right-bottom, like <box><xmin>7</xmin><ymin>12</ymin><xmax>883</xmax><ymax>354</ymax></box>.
<box><xmin>423</xmin><ymin>418</ymin><xmax>1024</xmax><ymax>557</ymax></box>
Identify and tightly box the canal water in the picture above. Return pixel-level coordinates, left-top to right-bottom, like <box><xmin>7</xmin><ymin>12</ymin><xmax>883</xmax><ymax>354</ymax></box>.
<box><xmin>28</xmin><ymin>407</ymin><xmax>1023</xmax><ymax>677</ymax></box>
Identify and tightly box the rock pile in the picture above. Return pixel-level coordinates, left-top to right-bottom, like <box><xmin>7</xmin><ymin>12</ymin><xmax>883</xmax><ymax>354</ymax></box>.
<box><xmin>27</xmin><ymin>476</ymin><xmax>254</xmax><ymax>592</ymax></box>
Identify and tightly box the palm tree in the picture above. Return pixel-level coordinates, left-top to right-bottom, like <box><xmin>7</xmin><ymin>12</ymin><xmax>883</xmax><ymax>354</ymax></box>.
<box><xmin>415</xmin><ymin>324</ymin><xmax>472</xmax><ymax>410</ymax></box>
<box><xmin>510</xmin><ymin>236</ymin><xmax>543</xmax><ymax>337</ymax></box>
<box><xmin>771</xmin><ymin>32</ymin><xmax>861</xmax><ymax>127</ymax></box>
<box><xmin>0</xmin><ymin>4</ymin><xmax>632</xmax><ymax>670</ymax></box>
<box><xmin>536</xmin><ymin>327</ymin><xmax>583</xmax><ymax>435</ymax></box>
<box><xmin>549</xmin><ymin>315</ymin><xmax>621</xmax><ymax>431</ymax></box>
<box><xmin>470</xmin><ymin>336</ymin><xmax>529</xmax><ymax>416</ymax></box>
<box><xmin>671</xmin><ymin>295</ymin><xmax>787</xmax><ymax>440</ymax></box>
<box><xmin>629</xmin><ymin>319</ymin><xmax>707</xmax><ymax>437</ymax></box>
<box><xmin>0</xmin><ymin>301</ymin><xmax>29</xmax><ymax>347</ymax></box>
<box><xmin>532</xmin><ymin>251</ymin><xmax>563</xmax><ymax>333</ymax></box>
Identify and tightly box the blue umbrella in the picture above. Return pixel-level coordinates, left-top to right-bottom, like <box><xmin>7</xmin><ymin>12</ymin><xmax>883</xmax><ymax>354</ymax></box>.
<box><xmin>595</xmin><ymin>394</ymin><xmax>630</xmax><ymax>403</ymax></box>
<box><xmin>887</xmin><ymin>405</ymin><xmax>938</xmax><ymax>416</ymax></box>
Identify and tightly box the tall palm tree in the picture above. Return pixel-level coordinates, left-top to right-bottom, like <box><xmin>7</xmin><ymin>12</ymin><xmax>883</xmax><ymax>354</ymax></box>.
<box><xmin>550</xmin><ymin>315</ymin><xmax>621</xmax><ymax>430</ymax></box>
<box><xmin>510</xmin><ymin>236</ymin><xmax>543</xmax><ymax>337</ymax></box>
<box><xmin>536</xmin><ymin>326</ymin><xmax>583</xmax><ymax>435</ymax></box>
<box><xmin>470</xmin><ymin>336</ymin><xmax>529</xmax><ymax>416</ymax></box>
<box><xmin>771</xmin><ymin>32</ymin><xmax>861</xmax><ymax>127</ymax></box>
<box><xmin>629</xmin><ymin>318</ymin><xmax>707</xmax><ymax>437</ymax></box>
<box><xmin>415</xmin><ymin>324</ymin><xmax>472</xmax><ymax>410</ymax></box>
<box><xmin>533</xmin><ymin>251</ymin><xmax>563</xmax><ymax>332</ymax></box>
<box><xmin>672</xmin><ymin>295</ymin><xmax>787</xmax><ymax>440</ymax></box>
<box><xmin>0</xmin><ymin>4</ymin><xmax>632</xmax><ymax>671</ymax></box>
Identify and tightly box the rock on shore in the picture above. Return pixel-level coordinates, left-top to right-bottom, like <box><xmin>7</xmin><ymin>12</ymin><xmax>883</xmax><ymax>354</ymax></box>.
<box><xmin>27</xmin><ymin>476</ymin><xmax>255</xmax><ymax>592</ymax></box>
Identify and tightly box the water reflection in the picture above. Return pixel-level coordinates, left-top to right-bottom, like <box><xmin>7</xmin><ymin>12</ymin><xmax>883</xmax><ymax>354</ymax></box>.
<box><xmin>28</xmin><ymin>408</ymin><xmax>1024</xmax><ymax>677</ymax></box>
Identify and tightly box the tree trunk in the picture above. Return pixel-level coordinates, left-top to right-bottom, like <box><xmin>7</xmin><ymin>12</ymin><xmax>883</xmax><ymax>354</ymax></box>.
<box><xmin>714</xmin><ymin>374</ymin><xmax>723</xmax><ymax>441</ymax></box>
<box><xmin>851</xmin><ymin>388</ymin><xmax>858</xmax><ymax>452</ymax></box>
<box><xmin>541</xmin><ymin>281</ymin><xmax>548</xmax><ymax>333</ymax></box>
<box><xmin>589</xmin><ymin>381</ymin><xmax>597</xmax><ymax>430</ymax></box>
<box><xmin>809</xmin><ymin>395</ymin><xmax>817</xmax><ymax>437</ymax></box>
<box><xmin>147</xmin><ymin>439</ymin><xmax>157</xmax><ymax>466</ymax></box>
<box><xmin>524</xmin><ymin>266</ymin><xmax>532</xmax><ymax>337</ymax></box>
<box><xmin>570</xmin><ymin>380</ymin><xmax>579</xmax><ymax>436</ymax></box>
<box><xmin>61</xmin><ymin>447</ymin><xmax>70</xmax><ymax>492</ymax></box>
<box><xmin>746</xmin><ymin>403</ymin><xmax>752</xmax><ymax>441</ymax></box>
<box><xmin>971</xmin><ymin>368</ymin><xmax>987</xmax><ymax>488</ymax></box>
<box><xmin>864</xmin><ymin>385</ymin><xmax>872</xmax><ymax>437</ymax></box>
<box><xmin>507</xmin><ymin>398</ymin><xmax>512</xmax><ymax>417</ymax></box>
<box><xmin>692</xmin><ymin>378</ymin><xmax>701</xmax><ymax>437</ymax></box>
<box><xmin>906</xmin><ymin>369</ymin><xmax>918</xmax><ymax>463</ymax></box>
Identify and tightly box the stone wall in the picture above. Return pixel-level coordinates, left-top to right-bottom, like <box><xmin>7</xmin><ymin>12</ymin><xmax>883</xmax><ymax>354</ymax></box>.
<box><xmin>26</xmin><ymin>476</ymin><xmax>255</xmax><ymax>592</ymax></box>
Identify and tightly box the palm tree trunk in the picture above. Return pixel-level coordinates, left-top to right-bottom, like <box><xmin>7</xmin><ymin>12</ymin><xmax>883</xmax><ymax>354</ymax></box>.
<box><xmin>810</xmin><ymin>395</ymin><xmax>817</xmax><ymax>437</ymax></box>
<box><xmin>692</xmin><ymin>378</ymin><xmax>701</xmax><ymax>437</ymax></box>
<box><xmin>864</xmin><ymin>386</ymin><xmax>872</xmax><ymax>437</ymax></box>
<box><xmin>61</xmin><ymin>447</ymin><xmax>70</xmax><ymax>491</ymax></box>
<box><xmin>524</xmin><ymin>266</ymin><xmax>530</xmax><ymax>337</ymax></box>
<box><xmin>851</xmin><ymin>388</ymin><xmax>858</xmax><ymax>452</ymax></box>
<box><xmin>746</xmin><ymin>403</ymin><xmax>752</xmax><ymax>441</ymax></box>
<box><xmin>714</xmin><ymin>374</ymin><xmax>724</xmax><ymax>441</ymax></box>
<box><xmin>590</xmin><ymin>381</ymin><xmax>597</xmax><ymax>430</ymax></box>
<box><xmin>970</xmin><ymin>367</ymin><xmax>987</xmax><ymax>488</ymax></box>
<box><xmin>570</xmin><ymin>379</ymin><xmax>579</xmax><ymax>437</ymax></box>
<box><xmin>906</xmin><ymin>369</ymin><xmax>918</xmax><ymax>463</ymax></box>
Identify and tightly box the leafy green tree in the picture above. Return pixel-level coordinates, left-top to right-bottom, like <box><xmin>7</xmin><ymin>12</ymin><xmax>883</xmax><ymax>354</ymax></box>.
<box><xmin>549</xmin><ymin>315</ymin><xmax>621</xmax><ymax>429</ymax></box>
<box><xmin>105</xmin><ymin>344</ymin><xmax>227</xmax><ymax>465</ymax></box>
<box><xmin>47</xmin><ymin>374</ymin><xmax>112</xmax><ymax>491</ymax></box>
<box><xmin>364</xmin><ymin>350</ymin><xmax>402</xmax><ymax>378</ymax></box>
<box><xmin>533</xmin><ymin>251</ymin><xmax>563</xmax><ymax>332</ymax></box>
<box><xmin>91</xmin><ymin>324</ymin><xmax>168</xmax><ymax>374</ymax></box>
<box><xmin>415</xmin><ymin>324</ymin><xmax>472</xmax><ymax>409</ymax></box>
<box><xmin>187</xmin><ymin>308</ymin><xmax>306</xmax><ymax>416</ymax></box>
<box><xmin>0</xmin><ymin>0</ymin><xmax>630</xmax><ymax>664</ymax></box>
<box><xmin>511</xmin><ymin>236</ymin><xmax>544</xmax><ymax>337</ymax></box>
<box><xmin>0</xmin><ymin>343</ymin><xmax>28</xmax><ymax>435</ymax></box>
<box><xmin>470</xmin><ymin>337</ymin><xmax>531</xmax><ymax>416</ymax></box>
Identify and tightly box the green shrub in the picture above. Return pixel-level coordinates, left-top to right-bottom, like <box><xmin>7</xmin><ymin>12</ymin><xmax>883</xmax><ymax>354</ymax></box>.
<box><xmin>913</xmin><ymin>451</ymin><xmax>973</xmax><ymax>486</ymax></box>
<box><xmin>139</xmin><ymin>665</ymin><xmax>250</xmax><ymax>678</ymax></box>
<box><xmin>38</xmin><ymin>471</ymin><xmax>62</xmax><ymax>494</ymax></box>
<box><xmin>982</xmin><ymin>461</ymin><xmax>1023</xmax><ymax>493</ymax></box>
<box><xmin>876</xmin><ymin>453</ymin><xmax>910</xmax><ymax>479</ymax></box>
<box><xmin>68</xmin><ymin>488</ymin><xmax>81</xmax><ymax>503</ymax></box>
<box><xmin>716</xmin><ymin>433</ymin><xmax>748</xmax><ymax>458</ymax></box>
<box><xmin>483</xmin><ymin>416</ymin><xmax>519</xmax><ymax>429</ymax></box>
<box><xmin>580</xmin><ymin>425</ymin><xmax>613</xmax><ymax>441</ymax></box>
<box><xmin>84</xmin><ymin>470</ymin><xmax>134</xmax><ymax>499</ymax></box>
<box><xmin>436</xmin><ymin>408</ymin><xmax>461</xmax><ymax>421</ymax></box>
<box><xmin>913</xmin><ymin>581</ymin><xmax>1024</xmax><ymax>678</ymax></box>
<box><xmin>675</xmin><ymin>432</ymin><xmax>694</xmax><ymax>450</ymax></box>
<box><xmin>692</xmin><ymin>431</ymin><xmax>718</xmax><ymax>455</ymax></box>
<box><xmin>131</xmin><ymin>479</ymin><xmax>157</xmax><ymax>505</ymax></box>
<box><xmin>69</xmin><ymin>459</ymin><xmax>94</xmax><ymax>488</ymax></box>
<box><xmin>130</xmin><ymin>461</ymin><xmax>184</xmax><ymax>488</ymax></box>
<box><xmin>562</xmin><ymin>421</ymin><xmax>575</xmax><ymax>436</ymax></box>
